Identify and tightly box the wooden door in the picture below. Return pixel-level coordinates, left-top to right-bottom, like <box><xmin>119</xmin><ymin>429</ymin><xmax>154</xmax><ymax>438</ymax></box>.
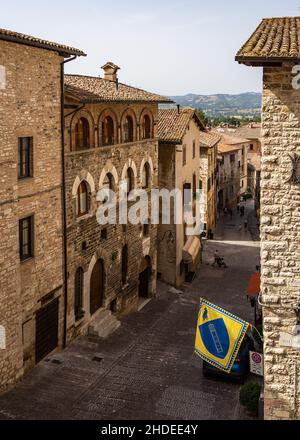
<box><xmin>90</xmin><ymin>260</ymin><xmax>104</xmax><ymax>315</ymax></box>
<box><xmin>35</xmin><ymin>298</ymin><xmax>59</xmax><ymax>364</ymax></box>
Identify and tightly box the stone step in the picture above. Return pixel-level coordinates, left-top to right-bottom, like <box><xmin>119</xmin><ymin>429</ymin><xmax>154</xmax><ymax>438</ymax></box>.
<box><xmin>88</xmin><ymin>309</ymin><xmax>120</xmax><ymax>339</ymax></box>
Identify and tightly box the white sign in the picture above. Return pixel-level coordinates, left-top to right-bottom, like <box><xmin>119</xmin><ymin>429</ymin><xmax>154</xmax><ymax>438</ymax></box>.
<box><xmin>279</xmin><ymin>332</ymin><xmax>300</xmax><ymax>349</ymax></box>
<box><xmin>250</xmin><ymin>351</ymin><xmax>264</xmax><ymax>376</ymax></box>
<box><xmin>0</xmin><ymin>66</ymin><xmax>6</xmax><ymax>90</ymax></box>
<box><xmin>0</xmin><ymin>326</ymin><xmax>6</xmax><ymax>350</ymax></box>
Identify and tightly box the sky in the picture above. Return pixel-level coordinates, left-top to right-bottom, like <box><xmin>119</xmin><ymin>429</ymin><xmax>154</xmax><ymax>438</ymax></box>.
<box><xmin>1</xmin><ymin>0</ymin><xmax>300</xmax><ymax>96</ymax></box>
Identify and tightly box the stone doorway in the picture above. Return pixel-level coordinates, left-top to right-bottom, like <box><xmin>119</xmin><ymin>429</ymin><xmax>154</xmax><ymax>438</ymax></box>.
<box><xmin>90</xmin><ymin>259</ymin><xmax>105</xmax><ymax>316</ymax></box>
<box><xmin>138</xmin><ymin>256</ymin><xmax>151</xmax><ymax>299</ymax></box>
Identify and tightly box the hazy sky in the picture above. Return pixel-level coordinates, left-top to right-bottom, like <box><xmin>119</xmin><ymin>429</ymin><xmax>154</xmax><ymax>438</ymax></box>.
<box><xmin>1</xmin><ymin>0</ymin><xmax>300</xmax><ymax>95</ymax></box>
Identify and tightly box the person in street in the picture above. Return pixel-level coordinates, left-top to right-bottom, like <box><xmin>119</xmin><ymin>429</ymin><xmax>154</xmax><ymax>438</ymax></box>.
<box><xmin>244</xmin><ymin>219</ymin><xmax>248</xmax><ymax>231</ymax></box>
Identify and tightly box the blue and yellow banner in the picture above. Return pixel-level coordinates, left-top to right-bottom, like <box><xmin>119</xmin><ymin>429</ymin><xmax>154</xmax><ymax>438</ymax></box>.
<box><xmin>195</xmin><ymin>298</ymin><xmax>250</xmax><ymax>373</ymax></box>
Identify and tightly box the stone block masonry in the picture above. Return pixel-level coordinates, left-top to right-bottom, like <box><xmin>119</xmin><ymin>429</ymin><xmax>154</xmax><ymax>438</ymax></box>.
<box><xmin>262</xmin><ymin>63</ymin><xmax>300</xmax><ymax>420</ymax></box>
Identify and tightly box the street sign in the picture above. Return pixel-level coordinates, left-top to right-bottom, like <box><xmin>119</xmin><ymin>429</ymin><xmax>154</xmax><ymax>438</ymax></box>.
<box><xmin>0</xmin><ymin>326</ymin><xmax>6</xmax><ymax>350</ymax></box>
<box><xmin>250</xmin><ymin>351</ymin><xmax>264</xmax><ymax>376</ymax></box>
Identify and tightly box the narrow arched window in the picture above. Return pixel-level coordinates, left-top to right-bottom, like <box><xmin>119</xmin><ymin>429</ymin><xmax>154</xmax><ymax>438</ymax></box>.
<box><xmin>142</xmin><ymin>114</ymin><xmax>151</xmax><ymax>139</ymax></box>
<box><xmin>121</xmin><ymin>245</ymin><xmax>128</xmax><ymax>285</ymax></box>
<box><xmin>75</xmin><ymin>117</ymin><xmax>90</xmax><ymax>150</ymax></box>
<box><xmin>126</xmin><ymin>168</ymin><xmax>134</xmax><ymax>194</ymax></box>
<box><xmin>142</xmin><ymin>162</ymin><xmax>151</xmax><ymax>189</ymax></box>
<box><xmin>77</xmin><ymin>181</ymin><xmax>89</xmax><ymax>216</ymax></box>
<box><xmin>102</xmin><ymin>173</ymin><xmax>114</xmax><ymax>202</ymax></box>
<box><xmin>102</xmin><ymin>116</ymin><xmax>115</xmax><ymax>146</ymax></box>
<box><xmin>75</xmin><ymin>268</ymin><xmax>84</xmax><ymax>321</ymax></box>
<box><xmin>124</xmin><ymin>116</ymin><xmax>134</xmax><ymax>142</ymax></box>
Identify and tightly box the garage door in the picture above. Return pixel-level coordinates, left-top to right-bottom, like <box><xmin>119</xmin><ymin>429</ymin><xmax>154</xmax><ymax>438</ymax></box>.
<box><xmin>35</xmin><ymin>298</ymin><xmax>59</xmax><ymax>364</ymax></box>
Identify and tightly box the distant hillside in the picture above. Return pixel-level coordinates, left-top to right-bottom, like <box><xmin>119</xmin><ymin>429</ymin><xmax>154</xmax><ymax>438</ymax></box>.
<box><xmin>169</xmin><ymin>92</ymin><xmax>262</xmax><ymax>118</ymax></box>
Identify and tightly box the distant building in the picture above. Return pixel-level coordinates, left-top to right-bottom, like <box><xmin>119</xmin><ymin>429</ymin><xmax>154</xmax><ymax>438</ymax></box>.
<box><xmin>199</xmin><ymin>131</ymin><xmax>220</xmax><ymax>237</ymax></box>
<box><xmin>217</xmin><ymin>143</ymin><xmax>241</xmax><ymax>211</ymax></box>
<box><xmin>157</xmin><ymin>108</ymin><xmax>204</xmax><ymax>287</ymax></box>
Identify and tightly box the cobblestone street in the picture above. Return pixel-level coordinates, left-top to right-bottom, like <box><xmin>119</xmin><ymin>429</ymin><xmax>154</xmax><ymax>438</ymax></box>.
<box><xmin>0</xmin><ymin>201</ymin><xmax>260</xmax><ymax>420</ymax></box>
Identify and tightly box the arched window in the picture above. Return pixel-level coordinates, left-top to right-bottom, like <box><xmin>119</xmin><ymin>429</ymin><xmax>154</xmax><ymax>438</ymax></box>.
<box><xmin>142</xmin><ymin>114</ymin><xmax>151</xmax><ymax>139</ymax></box>
<box><xmin>77</xmin><ymin>181</ymin><xmax>89</xmax><ymax>217</ymax></box>
<box><xmin>126</xmin><ymin>168</ymin><xmax>134</xmax><ymax>194</ymax></box>
<box><xmin>121</xmin><ymin>245</ymin><xmax>128</xmax><ymax>285</ymax></box>
<box><xmin>75</xmin><ymin>117</ymin><xmax>90</xmax><ymax>150</ymax></box>
<box><xmin>124</xmin><ymin>116</ymin><xmax>134</xmax><ymax>143</ymax></box>
<box><xmin>102</xmin><ymin>116</ymin><xmax>115</xmax><ymax>146</ymax></box>
<box><xmin>142</xmin><ymin>162</ymin><xmax>151</xmax><ymax>189</ymax></box>
<box><xmin>102</xmin><ymin>173</ymin><xmax>115</xmax><ymax>202</ymax></box>
<box><xmin>75</xmin><ymin>268</ymin><xmax>84</xmax><ymax>321</ymax></box>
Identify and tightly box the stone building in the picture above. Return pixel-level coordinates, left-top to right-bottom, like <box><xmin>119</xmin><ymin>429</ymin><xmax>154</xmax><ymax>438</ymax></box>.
<box><xmin>199</xmin><ymin>131</ymin><xmax>220</xmax><ymax>238</ymax></box>
<box><xmin>217</xmin><ymin>143</ymin><xmax>241</xmax><ymax>211</ymax></box>
<box><xmin>0</xmin><ymin>29</ymin><xmax>85</xmax><ymax>391</ymax></box>
<box><xmin>64</xmin><ymin>65</ymin><xmax>172</xmax><ymax>340</ymax></box>
<box><xmin>157</xmin><ymin>108</ymin><xmax>204</xmax><ymax>287</ymax></box>
<box><xmin>236</xmin><ymin>16</ymin><xmax>300</xmax><ymax>420</ymax></box>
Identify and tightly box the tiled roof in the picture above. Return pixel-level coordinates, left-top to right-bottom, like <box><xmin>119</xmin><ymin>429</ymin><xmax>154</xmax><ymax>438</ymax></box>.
<box><xmin>158</xmin><ymin>108</ymin><xmax>205</xmax><ymax>143</ymax></box>
<box><xmin>214</xmin><ymin>126</ymin><xmax>261</xmax><ymax>141</ymax></box>
<box><xmin>236</xmin><ymin>17</ymin><xmax>300</xmax><ymax>64</ymax></box>
<box><xmin>0</xmin><ymin>28</ymin><xmax>85</xmax><ymax>57</ymax></box>
<box><xmin>65</xmin><ymin>74</ymin><xmax>173</xmax><ymax>104</ymax></box>
<box><xmin>215</xmin><ymin>133</ymin><xmax>249</xmax><ymax>146</ymax></box>
<box><xmin>218</xmin><ymin>144</ymin><xmax>242</xmax><ymax>154</ymax></box>
<box><xmin>199</xmin><ymin>131</ymin><xmax>220</xmax><ymax>148</ymax></box>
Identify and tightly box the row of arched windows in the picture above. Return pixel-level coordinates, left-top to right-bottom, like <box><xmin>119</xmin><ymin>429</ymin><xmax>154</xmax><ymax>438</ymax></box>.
<box><xmin>72</xmin><ymin>110</ymin><xmax>153</xmax><ymax>152</ymax></box>
<box><xmin>75</xmin><ymin>162</ymin><xmax>152</xmax><ymax>218</ymax></box>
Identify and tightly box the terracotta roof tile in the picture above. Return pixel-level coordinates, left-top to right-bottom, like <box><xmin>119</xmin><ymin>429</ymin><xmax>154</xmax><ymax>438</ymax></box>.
<box><xmin>0</xmin><ymin>28</ymin><xmax>85</xmax><ymax>57</ymax></box>
<box><xmin>158</xmin><ymin>108</ymin><xmax>205</xmax><ymax>143</ymax></box>
<box><xmin>218</xmin><ymin>144</ymin><xmax>242</xmax><ymax>154</ymax></box>
<box><xmin>65</xmin><ymin>74</ymin><xmax>173</xmax><ymax>104</ymax></box>
<box><xmin>199</xmin><ymin>131</ymin><xmax>220</xmax><ymax>148</ymax></box>
<box><xmin>236</xmin><ymin>17</ymin><xmax>300</xmax><ymax>63</ymax></box>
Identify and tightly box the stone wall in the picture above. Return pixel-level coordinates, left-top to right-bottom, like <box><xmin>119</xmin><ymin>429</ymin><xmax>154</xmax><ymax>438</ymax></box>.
<box><xmin>64</xmin><ymin>102</ymin><xmax>158</xmax><ymax>340</ymax></box>
<box><xmin>262</xmin><ymin>63</ymin><xmax>300</xmax><ymax>420</ymax></box>
<box><xmin>0</xmin><ymin>40</ymin><xmax>64</xmax><ymax>390</ymax></box>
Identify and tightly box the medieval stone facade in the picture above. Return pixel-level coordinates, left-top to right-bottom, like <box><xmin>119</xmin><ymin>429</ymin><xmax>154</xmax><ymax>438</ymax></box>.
<box><xmin>0</xmin><ymin>30</ymin><xmax>84</xmax><ymax>392</ymax></box>
<box><xmin>64</xmin><ymin>66</ymin><xmax>172</xmax><ymax>341</ymax></box>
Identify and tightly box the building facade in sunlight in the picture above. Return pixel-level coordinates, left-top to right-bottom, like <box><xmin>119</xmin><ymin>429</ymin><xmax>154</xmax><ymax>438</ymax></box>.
<box><xmin>237</xmin><ymin>17</ymin><xmax>300</xmax><ymax>420</ymax></box>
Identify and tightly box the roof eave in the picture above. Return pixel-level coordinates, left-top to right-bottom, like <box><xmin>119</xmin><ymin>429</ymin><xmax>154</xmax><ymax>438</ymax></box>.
<box><xmin>0</xmin><ymin>33</ymin><xmax>86</xmax><ymax>57</ymax></box>
<box><xmin>235</xmin><ymin>55</ymin><xmax>299</xmax><ymax>67</ymax></box>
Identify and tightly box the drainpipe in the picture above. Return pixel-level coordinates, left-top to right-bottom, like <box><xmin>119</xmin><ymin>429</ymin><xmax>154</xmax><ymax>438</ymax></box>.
<box><xmin>60</xmin><ymin>55</ymin><xmax>77</xmax><ymax>349</ymax></box>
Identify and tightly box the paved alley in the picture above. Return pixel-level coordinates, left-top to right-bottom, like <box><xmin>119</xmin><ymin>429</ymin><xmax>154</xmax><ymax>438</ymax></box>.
<box><xmin>0</xmin><ymin>201</ymin><xmax>260</xmax><ymax>421</ymax></box>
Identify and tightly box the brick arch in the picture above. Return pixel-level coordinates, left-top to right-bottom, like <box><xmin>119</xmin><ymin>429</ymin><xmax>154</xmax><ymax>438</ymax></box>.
<box><xmin>121</xmin><ymin>159</ymin><xmax>138</xmax><ymax>181</ymax></box>
<box><xmin>72</xmin><ymin>171</ymin><xmax>96</xmax><ymax>197</ymax></box>
<box><xmin>98</xmin><ymin>108</ymin><xmax>119</xmax><ymax>146</ymax></box>
<box><xmin>120</xmin><ymin>108</ymin><xmax>138</xmax><ymax>143</ymax></box>
<box><xmin>139</xmin><ymin>156</ymin><xmax>154</xmax><ymax>186</ymax></box>
<box><xmin>139</xmin><ymin>108</ymin><xmax>154</xmax><ymax>140</ymax></box>
<box><xmin>99</xmin><ymin>164</ymin><xmax>119</xmax><ymax>189</ymax></box>
<box><xmin>70</xmin><ymin>109</ymin><xmax>95</xmax><ymax>151</ymax></box>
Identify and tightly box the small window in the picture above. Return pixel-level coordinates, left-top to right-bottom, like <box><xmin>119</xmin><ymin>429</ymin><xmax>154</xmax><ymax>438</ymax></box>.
<box><xmin>77</xmin><ymin>181</ymin><xmax>89</xmax><ymax>217</ymax></box>
<box><xmin>142</xmin><ymin>162</ymin><xmax>151</xmax><ymax>189</ymax></box>
<box><xmin>75</xmin><ymin>268</ymin><xmax>84</xmax><ymax>321</ymax></box>
<box><xmin>230</xmin><ymin>154</ymin><xmax>235</xmax><ymax>163</ymax></box>
<box><xmin>102</xmin><ymin>116</ymin><xmax>115</xmax><ymax>146</ymax></box>
<box><xmin>193</xmin><ymin>173</ymin><xmax>197</xmax><ymax>199</ymax></box>
<box><xmin>18</xmin><ymin>137</ymin><xmax>33</xmax><ymax>179</ymax></box>
<box><xmin>183</xmin><ymin>144</ymin><xmax>187</xmax><ymax>166</ymax></box>
<box><xmin>142</xmin><ymin>221</ymin><xmax>150</xmax><ymax>237</ymax></box>
<box><xmin>124</xmin><ymin>116</ymin><xmax>134</xmax><ymax>142</ymax></box>
<box><xmin>102</xmin><ymin>173</ymin><xmax>114</xmax><ymax>202</ymax></box>
<box><xmin>142</xmin><ymin>114</ymin><xmax>152</xmax><ymax>139</ymax></box>
<box><xmin>121</xmin><ymin>245</ymin><xmax>128</xmax><ymax>285</ymax></box>
<box><xmin>75</xmin><ymin>117</ymin><xmax>90</xmax><ymax>150</ymax></box>
<box><xmin>193</xmin><ymin>140</ymin><xmax>196</xmax><ymax>159</ymax></box>
<box><xmin>19</xmin><ymin>216</ymin><xmax>34</xmax><ymax>261</ymax></box>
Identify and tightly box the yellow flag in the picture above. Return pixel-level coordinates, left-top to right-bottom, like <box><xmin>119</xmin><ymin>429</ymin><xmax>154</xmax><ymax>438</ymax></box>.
<box><xmin>195</xmin><ymin>298</ymin><xmax>250</xmax><ymax>373</ymax></box>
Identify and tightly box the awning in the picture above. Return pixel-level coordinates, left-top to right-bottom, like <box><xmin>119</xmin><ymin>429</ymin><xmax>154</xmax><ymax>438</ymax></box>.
<box><xmin>183</xmin><ymin>236</ymin><xmax>201</xmax><ymax>264</ymax></box>
<box><xmin>247</xmin><ymin>272</ymin><xmax>261</xmax><ymax>297</ymax></box>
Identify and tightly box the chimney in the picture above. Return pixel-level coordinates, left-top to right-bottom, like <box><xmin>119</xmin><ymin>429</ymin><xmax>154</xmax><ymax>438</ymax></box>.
<box><xmin>101</xmin><ymin>62</ymin><xmax>120</xmax><ymax>82</ymax></box>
